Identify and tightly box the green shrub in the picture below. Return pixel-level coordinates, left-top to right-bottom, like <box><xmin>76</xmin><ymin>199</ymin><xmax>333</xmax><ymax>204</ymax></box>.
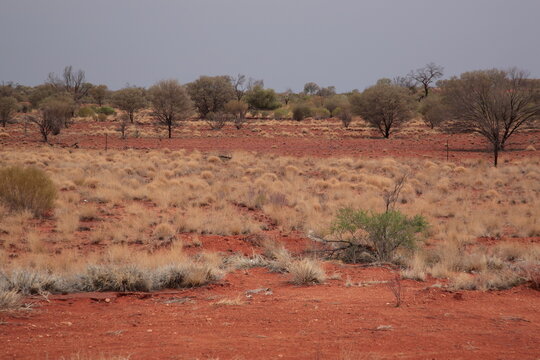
<box><xmin>312</xmin><ymin>107</ymin><xmax>331</xmax><ymax>120</ymax></box>
<box><xmin>0</xmin><ymin>166</ymin><xmax>56</xmax><ymax>216</ymax></box>
<box><xmin>292</xmin><ymin>104</ymin><xmax>312</xmax><ymax>121</ymax></box>
<box><xmin>77</xmin><ymin>106</ymin><xmax>96</xmax><ymax>118</ymax></box>
<box><xmin>95</xmin><ymin>106</ymin><xmax>116</xmax><ymax>115</ymax></box>
<box><xmin>330</xmin><ymin>209</ymin><xmax>428</xmax><ymax>263</ymax></box>
<box><xmin>273</xmin><ymin>107</ymin><xmax>290</xmax><ymax>120</ymax></box>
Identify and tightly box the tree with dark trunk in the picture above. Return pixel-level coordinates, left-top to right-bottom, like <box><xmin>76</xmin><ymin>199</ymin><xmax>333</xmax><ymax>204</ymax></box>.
<box><xmin>186</xmin><ymin>76</ymin><xmax>235</xmax><ymax>118</ymax></box>
<box><xmin>112</xmin><ymin>87</ymin><xmax>146</xmax><ymax>123</ymax></box>
<box><xmin>0</xmin><ymin>96</ymin><xmax>18</xmax><ymax>127</ymax></box>
<box><xmin>148</xmin><ymin>80</ymin><xmax>192</xmax><ymax>139</ymax></box>
<box><xmin>350</xmin><ymin>81</ymin><xmax>416</xmax><ymax>138</ymax></box>
<box><xmin>28</xmin><ymin>97</ymin><xmax>72</xmax><ymax>142</ymax></box>
<box><xmin>440</xmin><ymin>68</ymin><xmax>540</xmax><ymax>166</ymax></box>
<box><xmin>47</xmin><ymin>66</ymin><xmax>92</xmax><ymax>104</ymax></box>
<box><xmin>408</xmin><ymin>63</ymin><xmax>444</xmax><ymax>99</ymax></box>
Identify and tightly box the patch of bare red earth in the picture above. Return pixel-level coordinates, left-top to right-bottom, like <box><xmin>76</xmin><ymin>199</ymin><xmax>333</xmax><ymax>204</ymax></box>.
<box><xmin>1</xmin><ymin>122</ymin><xmax>538</xmax><ymax>161</ymax></box>
<box><xmin>1</xmin><ymin>266</ymin><xmax>539</xmax><ymax>360</ymax></box>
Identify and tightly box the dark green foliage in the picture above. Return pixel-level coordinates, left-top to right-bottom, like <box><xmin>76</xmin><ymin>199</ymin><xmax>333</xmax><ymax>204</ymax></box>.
<box><xmin>187</xmin><ymin>76</ymin><xmax>235</xmax><ymax>118</ymax></box>
<box><xmin>244</xmin><ymin>86</ymin><xmax>280</xmax><ymax>110</ymax></box>
<box><xmin>77</xmin><ymin>106</ymin><xmax>96</xmax><ymax>118</ymax></box>
<box><xmin>331</xmin><ymin>209</ymin><xmax>428</xmax><ymax>263</ymax></box>
<box><xmin>95</xmin><ymin>106</ymin><xmax>116</xmax><ymax>115</ymax></box>
<box><xmin>0</xmin><ymin>166</ymin><xmax>57</xmax><ymax>217</ymax></box>
<box><xmin>350</xmin><ymin>82</ymin><xmax>416</xmax><ymax>138</ymax></box>
<box><xmin>292</xmin><ymin>103</ymin><xmax>312</xmax><ymax>121</ymax></box>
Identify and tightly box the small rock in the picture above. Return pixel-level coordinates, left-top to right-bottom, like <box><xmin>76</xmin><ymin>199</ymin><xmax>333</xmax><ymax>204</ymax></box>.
<box><xmin>375</xmin><ymin>325</ymin><xmax>393</xmax><ymax>331</ymax></box>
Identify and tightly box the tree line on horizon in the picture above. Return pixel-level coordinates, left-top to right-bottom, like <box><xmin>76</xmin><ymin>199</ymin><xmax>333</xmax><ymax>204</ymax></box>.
<box><xmin>0</xmin><ymin>63</ymin><xmax>539</xmax><ymax>166</ymax></box>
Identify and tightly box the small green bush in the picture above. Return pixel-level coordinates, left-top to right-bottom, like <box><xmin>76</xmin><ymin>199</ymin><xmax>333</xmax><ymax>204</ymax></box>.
<box><xmin>0</xmin><ymin>166</ymin><xmax>56</xmax><ymax>216</ymax></box>
<box><xmin>95</xmin><ymin>106</ymin><xmax>116</xmax><ymax>115</ymax></box>
<box><xmin>273</xmin><ymin>107</ymin><xmax>290</xmax><ymax>120</ymax></box>
<box><xmin>77</xmin><ymin>106</ymin><xmax>96</xmax><ymax>118</ymax></box>
<box><xmin>292</xmin><ymin>104</ymin><xmax>312</xmax><ymax>121</ymax></box>
<box><xmin>330</xmin><ymin>209</ymin><xmax>428</xmax><ymax>263</ymax></box>
<box><xmin>312</xmin><ymin>107</ymin><xmax>331</xmax><ymax>120</ymax></box>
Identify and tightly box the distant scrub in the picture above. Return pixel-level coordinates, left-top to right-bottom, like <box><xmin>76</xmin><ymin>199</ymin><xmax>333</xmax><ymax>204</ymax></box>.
<box><xmin>292</xmin><ymin>104</ymin><xmax>312</xmax><ymax>121</ymax></box>
<box><xmin>0</xmin><ymin>166</ymin><xmax>56</xmax><ymax>216</ymax></box>
<box><xmin>77</xmin><ymin>106</ymin><xmax>96</xmax><ymax>118</ymax></box>
<box><xmin>94</xmin><ymin>106</ymin><xmax>116</xmax><ymax>116</ymax></box>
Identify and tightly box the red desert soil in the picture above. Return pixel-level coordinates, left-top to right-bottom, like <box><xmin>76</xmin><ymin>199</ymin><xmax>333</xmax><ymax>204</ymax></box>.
<box><xmin>1</xmin><ymin>121</ymin><xmax>538</xmax><ymax>161</ymax></box>
<box><xmin>1</xmin><ymin>267</ymin><xmax>539</xmax><ymax>360</ymax></box>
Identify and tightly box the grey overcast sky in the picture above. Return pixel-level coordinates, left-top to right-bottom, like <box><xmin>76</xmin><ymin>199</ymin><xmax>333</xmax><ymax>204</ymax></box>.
<box><xmin>1</xmin><ymin>0</ymin><xmax>539</xmax><ymax>92</ymax></box>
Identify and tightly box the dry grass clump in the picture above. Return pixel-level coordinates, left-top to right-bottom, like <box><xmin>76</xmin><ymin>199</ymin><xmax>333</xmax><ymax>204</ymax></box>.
<box><xmin>0</xmin><ymin>269</ymin><xmax>63</xmax><ymax>295</ymax></box>
<box><xmin>0</xmin><ymin>289</ymin><xmax>23</xmax><ymax>311</ymax></box>
<box><xmin>0</xmin><ymin>245</ymin><xmax>224</xmax><ymax>294</ymax></box>
<box><xmin>76</xmin><ymin>265</ymin><xmax>152</xmax><ymax>292</ymax></box>
<box><xmin>449</xmin><ymin>270</ymin><xmax>523</xmax><ymax>291</ymax></box>
<box><xmin>176</xmin><ymin>203</ymin><xmax>263</xmax><ymax>235</ymax></box>
<box><xmin>288</xmin><ymin>258</ymin><xmax>326</xmax><ymax>285</ymax></box>
<box><xmin>0</xmin><ymin>166</ymin><xmax>57</xmax><ymax>216</ymax></box>
<box><xmin>152</xmin><ymin>223</ymin><xmax>176</xmax><ymax>241</ymax></box>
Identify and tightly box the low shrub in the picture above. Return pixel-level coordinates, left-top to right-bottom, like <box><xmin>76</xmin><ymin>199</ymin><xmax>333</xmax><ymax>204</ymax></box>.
<box><xmin>273</xmin><ymin>107</ymin><xmax>290</xmax><ymax>120</ymax></box>
<box><xmin>77</xmin><ymin>106</ymin><xmax>96</xmax><ymax>118</ymax></box>
<box><xmin>288</xmin><ymin>258</ymin><xmax>326</xmax><ymax>285</ymax></box>
<box><xmin>1</xmin><ymin>269</ymin><xmax>63</xmax><ymax>295</ymax></box>
<box><xmin>76</xmin><ymin>265</ymin><xmax>152</xmax><ymax>292</ymax></box>
<box><xmin>312</xmin><ymin>107</ymin><xmax>331</xmax><ymax>120</ymax></box>
<box><xmin>328</xmin><ymin>209</ymin><xmax>428</xmax><ymax>263</ymax></box>
<box><xmin>0</xmin><ymin>289</ymin><xmax>22</xmax><ymax>311</ymax></box>
<box><xmin>95</xmin><ymin>106</ymin><xmax>116</xmax><ymax>116</ymax></box>
<box><xmin>0</xmin><ymin>166</ymin><xmax>57</xmax><ymax>216</ymax></box>
<box><xmin>292</xmin><ymin>104</ymin><xmax>312</xmax><ymax>121</ymax></box>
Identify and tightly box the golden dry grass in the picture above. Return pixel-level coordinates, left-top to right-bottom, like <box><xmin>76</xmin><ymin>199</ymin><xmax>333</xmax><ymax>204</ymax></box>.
<box><xmin>0</xmin><ymin>146</ymin><xmax>539</xmax><ymax>292</ymax></box>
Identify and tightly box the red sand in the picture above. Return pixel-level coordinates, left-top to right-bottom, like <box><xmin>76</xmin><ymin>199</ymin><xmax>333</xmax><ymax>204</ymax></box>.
<box><xmin>1</xmin><ymin>266</ymin><xmax>539</xmax><ymax>359</ymax></box>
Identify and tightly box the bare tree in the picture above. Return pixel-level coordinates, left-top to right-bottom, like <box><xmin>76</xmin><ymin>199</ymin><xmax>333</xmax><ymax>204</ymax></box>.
<box><xmin>148</xmin><ymin>79</ymin><xmax>192</xmax><ymax>139</ymax></box>
<box><xmin>47</xmin><ymin>66</ymin><xmax>92</xmax><ymax>103</ymax></box>
<box><xmin>206</xmin><ymin>111</ymin><xmax>231</xmax><ymax>130</ymax></box>
<box><xmin>393</xmin><ymin>75</ymin><xmax>418</xmax><ymax>95</ymax></box>
<box><xmin>350</xmin><ymin>81</ymin><xmax>416</xmax><ymax>138</ymax></box>
<box><xmin>409</xmin><ymin>63</ymin><xmax>444</xmax><ymax>99</ymax></box>
<box><xmin>441</xmin><ymin>68</ymin><xmax>540</xmax><ymax>166</ymax></box>
<box><xmin>231</xmin><ymin>74</ymin><xmax>246</xmax><ymax>100</ymax></box>
<box><xmin>0</xmin><ymin>96</ymin><xmax>18</xmax><ymax>127</ymax></box>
